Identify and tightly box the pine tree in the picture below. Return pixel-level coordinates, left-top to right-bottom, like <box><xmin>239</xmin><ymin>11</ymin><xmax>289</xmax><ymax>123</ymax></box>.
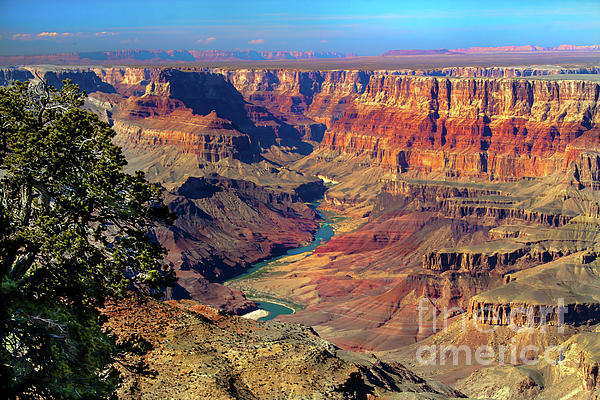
<box><xmin>0</xmin><ymin>78</ymin><xmax>175</xmax><ymax>399</ymax></box>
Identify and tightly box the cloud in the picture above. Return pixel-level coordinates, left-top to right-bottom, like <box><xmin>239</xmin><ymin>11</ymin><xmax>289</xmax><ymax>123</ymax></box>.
<box><xmin>197</xmin><ymin>36</ymin><xmax>216</xmax><ymax>44</ymax></box>
<box><xmin>248</xmin><ymin>39</ymin><xmax>264</xmax><ymax>45</ymax></box>
<box><xmin>95</xmin><ymin>31</ymin><xmax>117</xmax><ymax>37</ymax></box>
<box><xmin>12</xmin><ymin>33</ymin><xmax>32</xmax><ymax>40</ymax></box>
<box><xmin>37</xmin><ymin>32</ymin><xmax>73</xmax><ymax>38</ymax></box>
<box><xmin>38</xmin><ymin>32</ymin><xmax>59</xmax><ymax>38</ymax></box>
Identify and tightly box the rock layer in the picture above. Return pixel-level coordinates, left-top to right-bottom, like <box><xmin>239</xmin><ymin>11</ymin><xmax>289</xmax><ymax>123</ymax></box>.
<box><xmin>3</xmin><ymin>66</ymin><xmax>599</xmax><ymax>183</ymax></box>
<box><xmin>3</xmin><ymin>66</ymin><xmax>600</xmax><ymax>354</ymax></box>
<box><xmin>320</xmin><ymin>76</ymin><xmax>600</xmax><ymax>180</ymax></box>
<box><xmin>465</xmin><ymin>253</ymin><xmax>600</xmax><ymax>328</ymax></box>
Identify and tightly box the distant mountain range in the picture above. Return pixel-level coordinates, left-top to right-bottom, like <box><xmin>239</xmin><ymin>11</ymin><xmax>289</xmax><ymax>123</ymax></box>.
<box><xmin>0</xmin><ymin>50</ymin><xmax>353</xmax><ymax>65</ymax></box>
<box><xmin>382</xmin><ymin>44</ymin><xmax>600</xmax><ymax>56</ymax></box>
<box><xmin>1</xmin><ymin>45</ymin><xmax>598</xmax><ymax>66</ymax></box>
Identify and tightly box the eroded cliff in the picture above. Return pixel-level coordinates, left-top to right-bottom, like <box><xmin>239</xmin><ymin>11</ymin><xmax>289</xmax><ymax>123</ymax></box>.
<box><xmin>6</xmin><ymin>65</ymin><xmax>598</xmax><ymax>183</ymax></box>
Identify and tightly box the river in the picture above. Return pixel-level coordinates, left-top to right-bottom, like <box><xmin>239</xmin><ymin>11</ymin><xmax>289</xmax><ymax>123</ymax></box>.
<box><xmin>226</xmin><ymin>200</ymin><xmax>335</xmax><ymax>321</ymax></box>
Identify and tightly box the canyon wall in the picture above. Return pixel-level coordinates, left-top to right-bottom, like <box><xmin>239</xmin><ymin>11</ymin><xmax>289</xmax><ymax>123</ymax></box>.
<box><xmin>4</xmin><ymin>66</ymin><xmax>598</xmax><ymax>183</ymax></box>
<box><xmin>177</xmin><ymin>67</ymin><xmax>600</xmax><ymax>181</ymax></box>
<box><xmin>316</xmin><ymin>75</ymin><xmax>599</xmax><ymax>180</ymax></box>
<box><xmin>155</xmin><ymin>174</ymin><xmax>322</xmax><ymax>312</ymax></box>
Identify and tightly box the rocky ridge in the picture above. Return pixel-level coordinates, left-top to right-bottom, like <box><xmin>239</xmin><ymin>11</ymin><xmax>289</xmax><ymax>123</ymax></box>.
<box><xmin>102</xmin><ymin>297</ymin><xmax>466</xmax><ymax>399</ymax></box>
<box><xmin>155</xmin><ymin>174</ymin><xmax>324</xmax><ymax>313</ymax></box>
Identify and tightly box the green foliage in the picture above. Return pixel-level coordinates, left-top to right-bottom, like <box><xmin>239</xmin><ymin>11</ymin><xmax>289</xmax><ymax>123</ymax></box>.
<box><xmin>0</xmin><ymin>79</ymin><xmax>175</xmax><ymax>399</ymax></box>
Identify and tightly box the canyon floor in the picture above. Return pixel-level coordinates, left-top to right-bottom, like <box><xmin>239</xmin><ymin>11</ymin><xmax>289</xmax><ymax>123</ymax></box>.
<box><xmin>3</xmin><ymin>56</ymin><xmax>600</xmax><ymax>398</ymax></box>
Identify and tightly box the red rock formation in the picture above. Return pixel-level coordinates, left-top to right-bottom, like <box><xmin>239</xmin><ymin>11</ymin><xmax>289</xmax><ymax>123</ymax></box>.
<box><xmin>6</xmin><ymin>66</ymin><xmax>598</xmax><ymax>181</ymax></box>
<box><xmin>91</xmin><ymin>67</ymin><xmax>160</xmax><ymax>96</ymax></box>
<box><xmin>320</xmin><ymin>76</ymin><xmax>600</xmax><ymax>179</ymax></box>
<box><xmin>109</xmin><ymin>68</ymin><xmax>319</xmax><ymax>153</ymax></box>
<box><xmin>200</xmin><ymin>69</ymin><xmax>600</xmax><ymax>181</ymax></box>
<box><xmin>112</xmin><ymin>106</ymin><xmax>254</xmax><ymax>162</ymax></box>
<box><xmin>105</xmin><ymin>69</ymin><xmax>271</xmax><ymax>162</ymax></box>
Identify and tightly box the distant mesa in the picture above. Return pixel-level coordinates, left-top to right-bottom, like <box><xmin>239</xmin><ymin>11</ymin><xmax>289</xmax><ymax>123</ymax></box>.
<box><xmin>382</xmin><ymin>44</ymin><xmax>600</xmax><ymax>56</ymax></box>
<box><xmin>381</xmin><ymin>49</ymin><xmax>453</xmax><ymax>56</ymax></box>
<box><xmin>457</xmin><ymin>44</ymin><xmax>600</xmax><ymax>53</ymax></box>
<box><xmin>3</xmin><ymin>45</ymin><xmax>598</xmax><ymax>66</ymax></box>
<box><xmin>0</xmin><ymin>49</ymin><xmax>354</xmax><ymax>65</ymax></box>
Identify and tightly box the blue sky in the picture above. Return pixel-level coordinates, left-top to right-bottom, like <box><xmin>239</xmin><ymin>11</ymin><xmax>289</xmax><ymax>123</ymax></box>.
<box><xmin>0</xmin><ymin>0</ymin><xmax>599</xmax><ymax>56</ymax></box>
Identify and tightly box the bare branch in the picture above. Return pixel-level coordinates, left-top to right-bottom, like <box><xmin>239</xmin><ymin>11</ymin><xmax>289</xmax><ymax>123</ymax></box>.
<box><xmin>33</xmin><ymin>70</ymin><xmax>51</xmax><ymax>127</ymax></box>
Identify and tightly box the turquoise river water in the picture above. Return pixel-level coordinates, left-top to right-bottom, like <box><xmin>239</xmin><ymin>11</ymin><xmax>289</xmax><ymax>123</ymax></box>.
<box><xmin>227</xmin><ymin>200</ymin><xmax>335</xmax><ymax>321</ymax></box>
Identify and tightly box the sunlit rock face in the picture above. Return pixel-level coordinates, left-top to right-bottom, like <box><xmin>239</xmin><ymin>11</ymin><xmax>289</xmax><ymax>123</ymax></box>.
<box><xmin>174</xmin><ymin>68</ymin><xmax>600</xmax><ymax>182</ymax></box>
<box><xmin>11</xmin><ymin>66</ymin><xmax>595</xmax><ymax>183</ymax></box>
<box><xmin>102</xmin><ymin>297</ymin><xmax>465</xmax><ymax>399</ymax></box>
<box><xmin>317</xmin><ymin>75</ymin><xmax>599</xmax><ymax>180</ymax></box>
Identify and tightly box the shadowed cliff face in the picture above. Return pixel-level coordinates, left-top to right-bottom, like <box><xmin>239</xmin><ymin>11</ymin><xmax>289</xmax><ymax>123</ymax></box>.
<box><xmin>153</xmin><ymin>174</ymin><xmax>322</xmax><ymax>313</ymax></box>
<box><xmin>147</xmin><ymin>69</ymin><xmax>249</xmax><ymax>123</ymax></box>
<box><xmin>125</xmin><ymin>68</ymin><xmax>321</xmax><ymax>151</ymax></box>
<box><xmin>14</xmin><ymin>68</ymin><xmax>118</xmax><ymax>93</ymax></box>
<box><xmin>0</xmin><ymin>68</ymin><xmax>34</xmax><ymax>86</ymax></box>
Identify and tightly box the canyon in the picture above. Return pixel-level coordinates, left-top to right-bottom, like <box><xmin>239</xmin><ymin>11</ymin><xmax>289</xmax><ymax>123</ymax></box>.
<box><xmin>3</xmin><ymin>59</ymin><xmax>600</xmax><ymax>398</ymax></box>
